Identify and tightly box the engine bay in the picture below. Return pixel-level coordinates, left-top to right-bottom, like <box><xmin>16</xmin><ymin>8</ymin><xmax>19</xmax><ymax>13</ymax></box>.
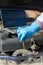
<box><xmin>0</xmin><ymin>0</ymin><xmax>43</xmax><ymax>64</ymax></box>
<box><xmin>0</xmin><ymin>9</ymin><xmax>43</xmax><ymax>65</ymax></box>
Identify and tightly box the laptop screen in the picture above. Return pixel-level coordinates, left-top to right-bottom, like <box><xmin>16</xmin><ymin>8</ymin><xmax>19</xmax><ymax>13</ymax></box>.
<box><xmin>2</xmin><ymin>9</ymin><xmax>26</xmax><ymax>28</ymax></box>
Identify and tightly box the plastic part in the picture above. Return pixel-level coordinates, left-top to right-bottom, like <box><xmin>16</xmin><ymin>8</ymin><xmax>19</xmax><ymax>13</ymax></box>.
<box><xmin>12</xmin><ymin>49</ymin><xmax>28</xmax><ymax>56</ymax></box>
<box><xmin>0</xmin><ymin>37</ymin><xmax>31</xmax><ymax>52</ymax></box>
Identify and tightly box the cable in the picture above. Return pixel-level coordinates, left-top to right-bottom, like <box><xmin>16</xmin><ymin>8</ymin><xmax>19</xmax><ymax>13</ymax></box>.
<box><xmin>0</xmin><ymin>54</ymin><xmax>29</xmax><ymax>62</ymax></box>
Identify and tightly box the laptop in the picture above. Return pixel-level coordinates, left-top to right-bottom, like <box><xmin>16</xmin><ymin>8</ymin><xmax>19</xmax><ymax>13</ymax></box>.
<box><xmin>1</xmin><ymin>9</ymin><xmax>26</xmax><ymax>34</ymax></box>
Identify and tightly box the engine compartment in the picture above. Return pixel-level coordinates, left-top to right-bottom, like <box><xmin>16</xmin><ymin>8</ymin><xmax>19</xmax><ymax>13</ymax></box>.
<box><xmin>0</xmin><ymin>0</ymin><xmax>43</xmax><ymax>64</ymax></box>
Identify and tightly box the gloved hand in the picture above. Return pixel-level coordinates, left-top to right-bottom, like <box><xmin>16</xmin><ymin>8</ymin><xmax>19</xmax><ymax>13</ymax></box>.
<box><xmin>17</xmin><ymin>22</ymin><xmax>40</xmax><ymax>42</ymax></box>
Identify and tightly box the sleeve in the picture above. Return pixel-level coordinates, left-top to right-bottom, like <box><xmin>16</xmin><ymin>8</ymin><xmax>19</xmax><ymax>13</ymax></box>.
<box><xmin>35</xmin><ymin>12</ymin><xmax>43</xmax><ymax>29</ymax></box>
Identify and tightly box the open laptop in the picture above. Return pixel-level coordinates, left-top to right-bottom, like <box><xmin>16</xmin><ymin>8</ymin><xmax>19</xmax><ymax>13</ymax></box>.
<box><xmin>1</xmin><ymin>9</ymin><xmax>26</xmax><ymax>34</ymax></box>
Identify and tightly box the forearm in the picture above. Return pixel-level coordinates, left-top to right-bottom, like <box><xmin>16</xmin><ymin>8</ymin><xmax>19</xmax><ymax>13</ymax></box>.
<box><xmin>35</xmin><ymin>12</ymin><xmax>43</xmax><ymax>29</ymax></box>
<box><xmin>35</xmin><ymin>21</ymin><xmax>43</xmax><ymax>29</ymax></box>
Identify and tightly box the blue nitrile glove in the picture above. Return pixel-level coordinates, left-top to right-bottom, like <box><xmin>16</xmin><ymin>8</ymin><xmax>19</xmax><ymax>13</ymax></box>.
<box><xmin>17</xmin><ymin>22</ymin><xmax>40</xmax><ymax>42</ymax></box>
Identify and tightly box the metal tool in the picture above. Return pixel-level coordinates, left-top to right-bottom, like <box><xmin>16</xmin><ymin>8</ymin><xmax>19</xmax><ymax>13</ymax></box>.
<box><xmin>22</xmin><ymin>42</ymin><xmax>29</xmax><ymax>64</ymax></box>
<box><xmin>0</xmin><ymin>28</ymin><xmax>14</xmax><ymax>34</ymax></box>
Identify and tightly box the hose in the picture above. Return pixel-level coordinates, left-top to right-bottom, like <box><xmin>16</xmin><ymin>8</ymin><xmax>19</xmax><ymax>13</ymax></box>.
<box><xmin>0</xmin><ymin>55</ymin><xmax>28</xmax><ymax>62</ymax></box>
<box><xmin>12</xmin><ymin>49</ymin><xmax>28</xmax><ymax>56</ymax></box>
<box><xmin>0</xmin><ymin>52</ymin><xmax>42</xmax><ymax>62</ymax></box>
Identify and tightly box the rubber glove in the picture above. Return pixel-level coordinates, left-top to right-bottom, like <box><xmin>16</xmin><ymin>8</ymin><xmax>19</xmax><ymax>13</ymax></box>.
<box><xmin>17</xmin><ymin>22</ymin><xmax>40</xmax><ymax>42</ymax></box>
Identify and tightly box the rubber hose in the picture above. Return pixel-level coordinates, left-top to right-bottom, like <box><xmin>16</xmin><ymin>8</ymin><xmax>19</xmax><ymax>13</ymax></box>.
<box><xmin>0</xmin><ymin>55</ymin><xmax>27</xmax><ymax>62</ymax></box>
